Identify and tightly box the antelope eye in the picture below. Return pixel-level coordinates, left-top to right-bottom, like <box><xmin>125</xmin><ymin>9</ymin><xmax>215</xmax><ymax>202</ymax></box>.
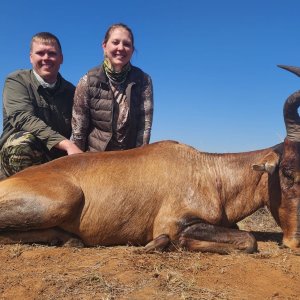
<box><xmin>281</xmin><ymin>167</ymin><xmax>295</xmax><ymax>188</ymax></box>
<box><xmin>282</xmin><ymin>167</ymin><xmax>293</xmax><ymax>179</ymax></box>
<box><xmin>282</xmin><ymin>165</ymin><xmax>294</xmax><ymax>177</ymax></box>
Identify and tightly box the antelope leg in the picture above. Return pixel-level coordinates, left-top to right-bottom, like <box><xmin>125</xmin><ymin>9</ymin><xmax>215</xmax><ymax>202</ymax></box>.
<box><xmin>0</xmin><ymin>228</ymin><xmax>84</xmax><ymax>247</ymax></box>
<box><xmin>179</xmin><ymin>223</ymin><xmax>257</xmax><ymax>254</ymax></box>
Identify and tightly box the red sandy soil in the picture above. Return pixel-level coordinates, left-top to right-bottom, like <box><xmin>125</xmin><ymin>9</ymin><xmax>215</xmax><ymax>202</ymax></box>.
<box><xmin>0</xmin><ymin>210</ymin><xmax>299</xmax><ymax>300</ymax></box>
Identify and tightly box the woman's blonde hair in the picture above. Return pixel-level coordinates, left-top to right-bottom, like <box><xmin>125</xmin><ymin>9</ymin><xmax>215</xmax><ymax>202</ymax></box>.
<box><xmin>103</xmin><ymin>23</ymin><xmax>135</xmax><ymax>51</ymax></box>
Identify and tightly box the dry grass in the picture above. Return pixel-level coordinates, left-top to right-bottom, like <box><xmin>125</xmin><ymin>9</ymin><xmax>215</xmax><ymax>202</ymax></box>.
<box><xmin>238</xmin><ymin>206</ymin><xmax>281</xmax><ymax>232</ymax></box>
<box><xmin>8</xmin><ymin>244</ymin><xmax>26</xmax><ymax>258</ymax></box>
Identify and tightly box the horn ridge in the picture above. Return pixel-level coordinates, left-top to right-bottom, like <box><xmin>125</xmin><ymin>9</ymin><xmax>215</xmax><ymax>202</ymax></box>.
<box><xmin>284</xmin><ymin>91</ymin><xmax>300</xmax><ymax>141</ymax></box>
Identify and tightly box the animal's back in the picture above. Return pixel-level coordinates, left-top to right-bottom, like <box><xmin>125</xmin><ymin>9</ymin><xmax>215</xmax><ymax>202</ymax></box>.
<box><xmin>0</xmin><ymin>141</ymin><xmax>193</xmax><ymax>246</ymax></box>
<box><xmin>0</xmin><ymin>140</ymin><xmax>279</xmax><ymax>246</ymax></box>
<box><xmin>61</xmin><ymin>141</ymin><xmax>197</xmax><ymax>245</ymax></box>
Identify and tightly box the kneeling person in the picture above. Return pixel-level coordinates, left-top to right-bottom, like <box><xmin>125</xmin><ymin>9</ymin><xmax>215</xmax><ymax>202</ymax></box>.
<box><xmin>0</xmin><ymin>32</ymin><xmax>82</xmax><ymax>177</ymax></box>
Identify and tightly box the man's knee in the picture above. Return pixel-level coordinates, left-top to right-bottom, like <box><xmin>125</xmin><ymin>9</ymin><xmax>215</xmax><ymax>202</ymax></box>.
<box><xmin>0</xmin><ymin>131</ymin><xmax>50</xmax><ymax>177</ymax></box>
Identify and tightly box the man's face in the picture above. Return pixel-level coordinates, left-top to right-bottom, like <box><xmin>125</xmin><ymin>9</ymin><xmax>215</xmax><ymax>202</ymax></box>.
<box><xmin>30</xmin><ymin>40</ymin><xmax>63</xmax><ymax>83</ymax></box>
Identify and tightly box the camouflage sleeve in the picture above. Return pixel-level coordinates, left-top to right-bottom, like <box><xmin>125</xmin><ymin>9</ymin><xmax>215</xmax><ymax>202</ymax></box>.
<box><xmin>136</xmin><ymin>73</ymin><xmax>154</xmax><ymax>147</ymax></box>
<box><xmin>71</xmin><ymin>75</ymin><xmax>90</xmax><ymax>151</ymax></box>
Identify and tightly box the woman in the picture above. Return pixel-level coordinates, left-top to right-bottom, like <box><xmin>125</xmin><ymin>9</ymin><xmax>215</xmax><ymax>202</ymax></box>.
<box><xmin>71</xmin><ymin>23</ymin><xmax>153</xmax><ymax>152</ymax></box>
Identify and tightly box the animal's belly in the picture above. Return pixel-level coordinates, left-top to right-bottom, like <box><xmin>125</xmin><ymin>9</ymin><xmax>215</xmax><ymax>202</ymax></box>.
<box><xmin>78</xmin><ymin>220</ymin><xmax>152</xmax><ymax>246</ymax></box>
<box><xmin>63</xmin><ymin>203</ymin><xmax>156</xmax><ymax>246</ymax></box>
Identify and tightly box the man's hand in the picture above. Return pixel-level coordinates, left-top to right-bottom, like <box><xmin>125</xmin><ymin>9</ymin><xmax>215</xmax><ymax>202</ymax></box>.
<box><xmin>55</xmin><ymin>140</ymin><xmax>83</xmax><ymax>155</ymax></box>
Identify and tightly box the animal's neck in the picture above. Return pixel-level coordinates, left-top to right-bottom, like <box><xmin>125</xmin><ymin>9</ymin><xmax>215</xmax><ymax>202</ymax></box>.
<box><xmin>214</xmin><ymin>158</ymin><xmax>270</xmax><ymax>225</ymax></box>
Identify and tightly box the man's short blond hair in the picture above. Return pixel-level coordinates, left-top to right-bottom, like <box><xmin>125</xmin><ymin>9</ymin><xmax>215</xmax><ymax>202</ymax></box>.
<box><xmin>30</xmin><ymin>32</ymin><xmax>62</xmax><ymax>53</ymax></box>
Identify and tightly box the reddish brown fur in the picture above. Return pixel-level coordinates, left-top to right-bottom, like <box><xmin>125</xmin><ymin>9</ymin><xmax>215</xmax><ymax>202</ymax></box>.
<box><xmin>0</xmin><ymin>139</ymin><xmax>297</xmax><ymax>253</ymax></box>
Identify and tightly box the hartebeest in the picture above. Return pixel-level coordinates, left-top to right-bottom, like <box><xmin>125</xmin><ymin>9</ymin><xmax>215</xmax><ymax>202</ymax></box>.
<box><xmin>0</xmin><ymin>65</ymin><xmax>299</xmax><ymax>254</ymax></box>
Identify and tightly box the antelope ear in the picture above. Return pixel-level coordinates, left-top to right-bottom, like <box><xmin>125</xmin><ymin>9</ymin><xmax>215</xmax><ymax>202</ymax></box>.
<box><xmin>252</xmin><ymin>151</ymin><xmax>280</xmax><ymax>175</ymax></box>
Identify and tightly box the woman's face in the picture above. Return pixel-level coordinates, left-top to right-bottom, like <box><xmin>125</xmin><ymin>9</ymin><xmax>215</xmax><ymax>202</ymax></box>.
<box><xmin>102</xmin><ymin>27</ymin><xmax>133</xmax><ymax>71</ymax></box>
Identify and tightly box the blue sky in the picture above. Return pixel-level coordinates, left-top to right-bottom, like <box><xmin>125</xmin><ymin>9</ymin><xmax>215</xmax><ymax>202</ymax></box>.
<box><xmin>1</xmin><ymin>0</ymin><xmax>300</xmax><ymax>152</ymax></box>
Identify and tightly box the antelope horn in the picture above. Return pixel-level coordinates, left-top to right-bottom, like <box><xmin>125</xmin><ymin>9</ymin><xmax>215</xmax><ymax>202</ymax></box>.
<box><xmin>283</xmin><ymin>91</ymin><xmax>300</xmax><ymax>142</ymax></box>
<box><xmin>278</xmin><ymin>65</ymin><xmax>300</xmax><ymax>77</ymax></box>
<box><xmin>278</xmin><ymin>64</ymin><xmax>300</xmax><ymax>141</ymax></box>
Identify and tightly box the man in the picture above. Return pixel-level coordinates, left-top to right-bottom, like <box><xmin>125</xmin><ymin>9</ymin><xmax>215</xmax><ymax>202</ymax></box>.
<box><xmin>0</xmin><ymin>32</ymin><xmax>82</xmax><ymax>177</ymax></box>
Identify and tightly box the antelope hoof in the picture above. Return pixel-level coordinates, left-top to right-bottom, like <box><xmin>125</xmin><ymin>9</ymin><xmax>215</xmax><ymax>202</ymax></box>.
<box><xmin>144</xmin><ymin>234</ymin><xmax>171</xmax><ymax>253</ymax></box>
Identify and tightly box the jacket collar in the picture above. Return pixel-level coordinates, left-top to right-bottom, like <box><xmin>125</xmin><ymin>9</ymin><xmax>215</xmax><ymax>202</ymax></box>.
<box><xmin>31</xmin><ymin>70</ymin><xmax>66</xmax><ymax>94</ymax></box>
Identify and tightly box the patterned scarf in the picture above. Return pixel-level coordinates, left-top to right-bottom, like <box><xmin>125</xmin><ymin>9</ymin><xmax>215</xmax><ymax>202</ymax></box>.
<box><xmin>103</xmin><ymin>58</ymin><xmax>131</xmax><ymax>84</ymax></box>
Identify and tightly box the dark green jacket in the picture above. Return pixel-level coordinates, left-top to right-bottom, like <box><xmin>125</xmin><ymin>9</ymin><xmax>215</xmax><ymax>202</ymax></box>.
<box><xmin>0</xmin><ymin>69</ymin><xmax>75</xmax><ymax>158</ymax></box>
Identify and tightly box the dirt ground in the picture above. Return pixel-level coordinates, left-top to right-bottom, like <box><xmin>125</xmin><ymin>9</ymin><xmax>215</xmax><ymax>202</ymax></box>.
<box><xmin>0</xmin><ymin>209</ymin><xmax>299</xmax><ymax>300</ymax></box>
